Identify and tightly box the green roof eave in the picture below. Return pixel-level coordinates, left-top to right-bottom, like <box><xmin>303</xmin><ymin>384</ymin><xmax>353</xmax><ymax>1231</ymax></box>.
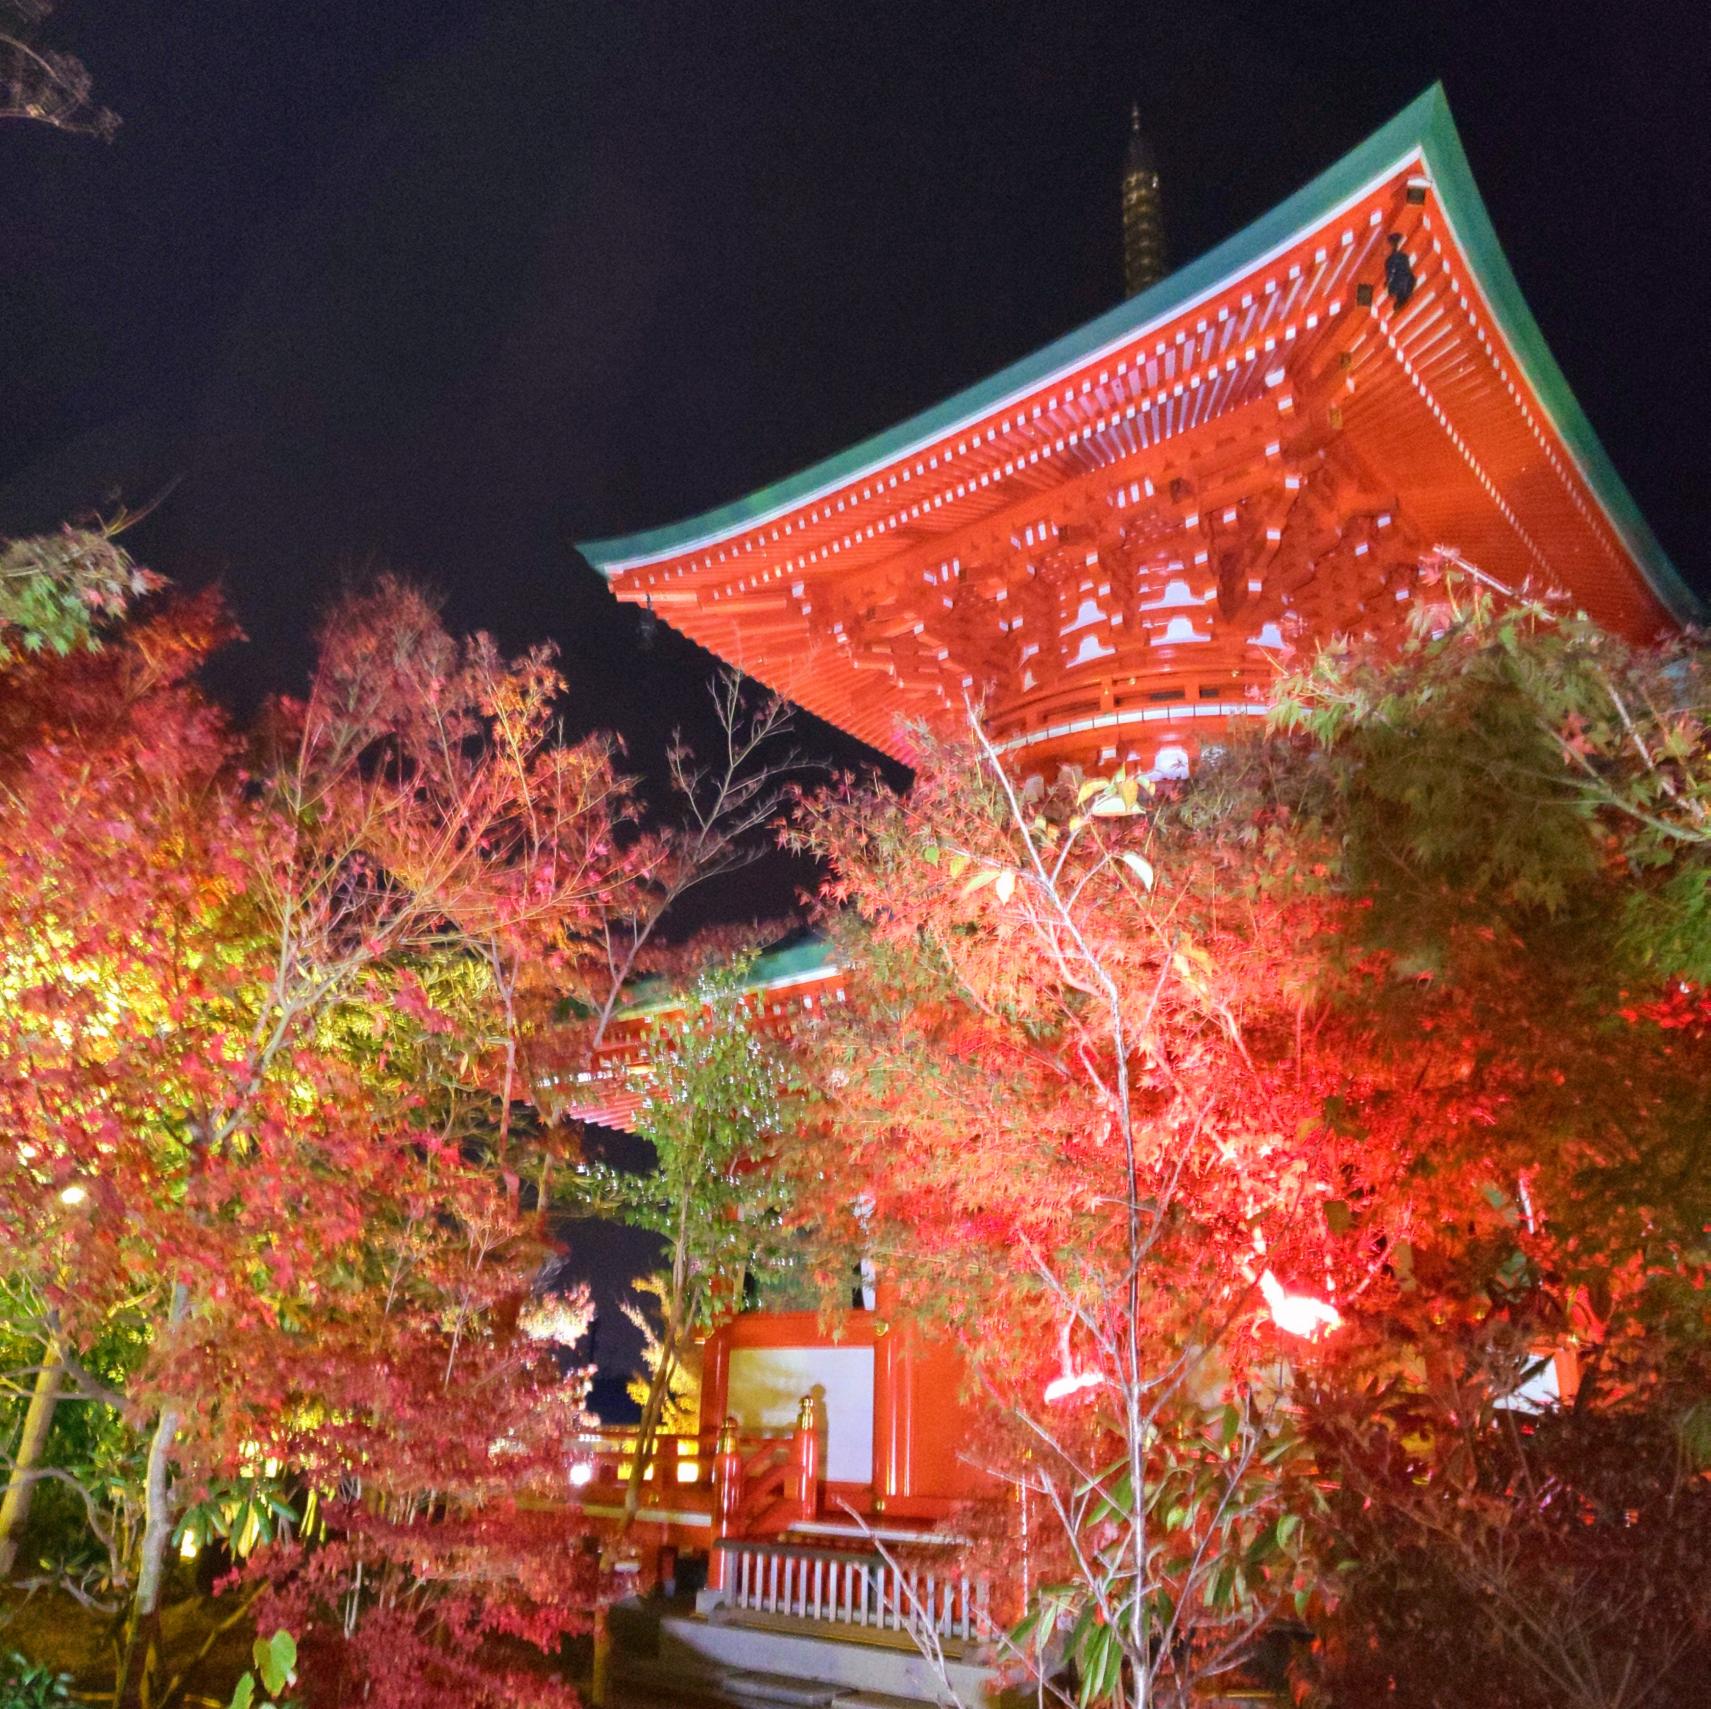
<box><xmin>1407</xmin><ymin>95</ymin><xmax>1702</xmax><ymax>624</ymax></box>
<box><xmin>581</xmin><ymin>84</ymin><xmax>1699</xmax><ymax>626</ymax></box>
<box><xmin>610</xmin><ymin>933</ymin><xmax>841</xmax><ymax>1023</ymax></box>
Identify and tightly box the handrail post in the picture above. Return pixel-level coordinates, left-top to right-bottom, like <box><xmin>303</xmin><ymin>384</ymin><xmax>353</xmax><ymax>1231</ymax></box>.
<box><xmin>709</xmin><ymin>1415</ymin><xmax>743</xmax><ymax>1592</ymax></box>
<box><xmin>793</xmin><ymin>1393</ymin><xmax>820</xmax><ymax>1522</ymax></box>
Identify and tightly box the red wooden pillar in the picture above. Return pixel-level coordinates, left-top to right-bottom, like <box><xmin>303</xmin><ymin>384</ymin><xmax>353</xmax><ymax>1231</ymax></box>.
<box><xmin>873</xmin><ymin>1315</ymin><xmax>915</xmax><ymax>1506</ymax></box>
<box><xmin>792</xmin><ymin>1393</ymin><xmax>820</xmax><ymax>1521</ymax></box>
<box><xmin>872</xmin><ymin>1321</ymin><xmax>896</xmax><ymax>1502</ymax></box>
<box><xmin>709</xmin><ymin>1416</ymin><xmax>742</xmax><ymax>1592</ymax></box>
<box><xmin>701</xmin><ymin>1326</ymin><xmax>731</xmax><ymax>1440</ymax></box>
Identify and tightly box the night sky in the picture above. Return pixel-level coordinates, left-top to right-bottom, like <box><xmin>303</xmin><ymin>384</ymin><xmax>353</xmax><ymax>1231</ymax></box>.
<box><xmin>4</xmin><ymin>0</ymin><xmax>1704</xmax><ymax>1405</ymax></box>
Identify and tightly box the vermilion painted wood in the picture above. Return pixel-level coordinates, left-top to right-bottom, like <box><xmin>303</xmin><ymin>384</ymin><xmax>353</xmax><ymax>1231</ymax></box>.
<box><xmin>559</xmin><ymin>88</ymin><xmax>1701</xmax><ymax>1563</ymax></box>
<box><xmin>584</xmin><ymin>89</ymin><xmax>1695</xmax><ymax>779</ymax></box>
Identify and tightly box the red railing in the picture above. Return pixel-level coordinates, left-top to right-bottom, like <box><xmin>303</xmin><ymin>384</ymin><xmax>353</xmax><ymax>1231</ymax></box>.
<box><xmin>565</xmin><ymin>1394</ymin><xmax>822</xmax><ymax>1575</ymax></box>
<box><xmin>563</xmin><ymin>1425</ymin><xmax>725</xmax><ymax>1502</ymax></box>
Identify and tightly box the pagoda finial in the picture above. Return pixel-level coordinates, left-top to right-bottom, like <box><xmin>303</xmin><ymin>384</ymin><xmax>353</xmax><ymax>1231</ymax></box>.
<box><xmin>1122</xmin><ymin>102</ymin><xmax>1164</xmax><ymax>297</ymax></box>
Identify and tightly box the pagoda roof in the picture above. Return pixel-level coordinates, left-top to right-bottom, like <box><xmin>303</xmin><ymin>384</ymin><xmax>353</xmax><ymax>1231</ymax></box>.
<box><xmin>541</xmin><ymin>934</ymin><xmax>845</xmax><ymax>1132</ymax></box>
<box><xmin>613</xmin><ymin>933</ymin><xmax>842</xmax><ymax>1021</ymax></box>
<box><xmin>582</xmin><ymin>86</ymin><xmax>1698</xmax><ymax>761</ymax></box>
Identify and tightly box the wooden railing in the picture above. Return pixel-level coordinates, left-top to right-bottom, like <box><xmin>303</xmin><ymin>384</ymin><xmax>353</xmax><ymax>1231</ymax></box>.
<box><xmin>716</xmin><ymin>1538</ymin><xmax>990</xmax><ymax>1642</ymax></box>
<box><xmin>565</xmin><ymin>1396</ymin><xmax>822</xmax><ymax>1555</ymax></box>
<box><xmin>564</xmin><ymin>1426</ymin><xmax>725</xmax><ymax>1495</ymax></box>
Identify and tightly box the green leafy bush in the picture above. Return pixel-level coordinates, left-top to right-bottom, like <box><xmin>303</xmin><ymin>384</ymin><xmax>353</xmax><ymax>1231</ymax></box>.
<box><xmin>226</xmin><ymin>1629</ymin><xmax>297</xmax><ymax>1709</ymax></box>
<box><xmin>0</xmin><ymin>1653</ymin><xmax>77</xmax><ymax>1709</ymax></box>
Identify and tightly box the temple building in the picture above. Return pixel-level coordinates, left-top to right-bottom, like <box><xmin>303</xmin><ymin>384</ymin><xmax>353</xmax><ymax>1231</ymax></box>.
<box><xmin>584</xmin><ymin>85</ymin><xmax>1690</xmax><ymax>786</ymax></box>
<box><xmin>562</xmin><ymin>87</ymin><xmax>1694</xmax><ymax>1705</ymax></box>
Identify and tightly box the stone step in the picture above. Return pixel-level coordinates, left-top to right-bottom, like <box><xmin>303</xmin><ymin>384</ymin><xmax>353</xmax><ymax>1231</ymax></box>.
<box><xmin>722</xmin><ymin>1670</ymin><xmax>844</xmax><ymax>1707</ymax></box>
<box><xmin>660</xmin><ymin>1611</ymin><xmax>992</xmax><ymax>1708</ymax></box>
<box><xmin>612</xmin><ymin>1652</ymin><xmax>855</xmax><ymax>1709</ymax></box>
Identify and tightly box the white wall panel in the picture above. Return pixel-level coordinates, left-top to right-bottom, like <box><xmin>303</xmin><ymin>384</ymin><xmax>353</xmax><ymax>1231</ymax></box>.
<box><xmin>727</xmin><ymin>1345</ymin><xmax>875</xmax><ymax>1484</ymax></box>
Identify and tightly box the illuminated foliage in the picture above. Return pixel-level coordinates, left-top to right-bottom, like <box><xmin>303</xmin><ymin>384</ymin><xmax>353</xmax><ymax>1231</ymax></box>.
<box><xmin>0</xmin><ymin>526</ymin><xmax>155</xmax><ymax>662</ymax></box>
<box><xmin>0</xmin><ymin>2</ymin><xmax>116</xmax><ymax>137</ymax></box>
<box><xmin>790</xmin><ymin>569</ymin><xmax>1711</xmax><ymax>1706</ymax></box>
<box><xmin>792</xmin><ymin>730</ymin><xmax>1348</xmax><ymax>1706</ymax></box>
<box><xmin>576</xmin><ymin>962</ymin><xmax>797</xmax><ymax>1518</ymax></box>
<box><xmin>1268</xmin><ymin>575</ymin><xmax>1711</xmax><ymax>1708</ymax></box>
<box><xmin>0</xmin><ymin>575</ymin><xmax>673</xmax><ymax>1707</ymax></box>
<box><xmin>621</xmin><ymin>1276</ymin><xmax>701</xmax><ymax>1439</ymax></box>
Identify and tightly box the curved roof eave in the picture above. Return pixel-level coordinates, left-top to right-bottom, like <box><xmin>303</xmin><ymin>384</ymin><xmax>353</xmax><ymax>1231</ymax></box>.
<box><xmin>609</xmin><ymin>933</ymin><xmax>842</xmax><ymax>1022</ymax></box>
<box><xmin>580</xmin><ymin>84</ymin><xmax>1700</xmax><ymax>627</ymax></box>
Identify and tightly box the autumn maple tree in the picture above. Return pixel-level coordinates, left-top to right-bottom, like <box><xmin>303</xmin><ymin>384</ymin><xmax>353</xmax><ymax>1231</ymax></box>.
<box><xmin>0</xmin><ymin>523</ymin><xmax>157</xmax><ymax>663</ymax></box>
<box><xmin>0</xmin><ymin>580</ymin><xmax>241</xmax><ymax>1600</ymax></box>
<box><xmin>0</xmin><ymin>548</ymin><xmax>801</xmax><ymax>1708</ymax></box>
<box><xmin>575</xmin><ymin>960</ymin><xmax>799</xmax><ymax>1522</ymax></box>
<box><xmin>790</xmin><ymin>563</ymin><xmax>1711</xmax><ymax>1708</ymax></box>
<box><xmin>1267</xmin><ymin>571</ymin><xmax>1711</xmax><ymax>1709</ymax></box>
<box><xmin>0</xmin><ymin>570</ymin><xmax>611</xmax><ymax>1705</ymax></box>
<box><xmin>792</xmin><ymin>722</ymin><xmax>1349</xmax><ymax>1708</ymax></box>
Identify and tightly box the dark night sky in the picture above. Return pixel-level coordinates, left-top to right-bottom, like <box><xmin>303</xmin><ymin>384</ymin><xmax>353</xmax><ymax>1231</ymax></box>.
<box><xmin>4</xmin><ymin>0</ymin><xmax>1705</xmax><ymax>1405</ymax></box>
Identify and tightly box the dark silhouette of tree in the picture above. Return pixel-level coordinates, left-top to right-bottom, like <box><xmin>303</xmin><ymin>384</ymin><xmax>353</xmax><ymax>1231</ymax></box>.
<box><xmin>1</xmin><ymin>1</ymin><xmax>116</xmax><ymax>138</ymax></box>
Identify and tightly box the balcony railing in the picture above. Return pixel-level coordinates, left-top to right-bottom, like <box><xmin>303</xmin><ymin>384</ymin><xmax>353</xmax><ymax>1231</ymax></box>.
<box><xmin>716</xmin><ymin>1537</ymin><xmax>990</xmax><ymax>1642</ymax></box>
<box><xmin>563</xmin><ymin>1396</ymin><xmax>823</xmax><ymax>1551</ymax></box>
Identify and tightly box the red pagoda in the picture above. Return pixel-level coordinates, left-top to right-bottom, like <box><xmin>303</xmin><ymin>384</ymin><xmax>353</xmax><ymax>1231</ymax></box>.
<box><xmin>584</xmin><ymin>86</ymin><xmax>1689</xmax><ymax>783</ymax></box>
<box><xmin>561</xmin><ymin>87</ymin><xmax>1694</xmax><ymax>1705</ymax></box>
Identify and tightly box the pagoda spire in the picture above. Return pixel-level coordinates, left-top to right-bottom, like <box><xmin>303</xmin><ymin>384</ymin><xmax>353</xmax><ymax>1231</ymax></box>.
<box><xmin>1122</xmin><ymin>101</ymin><xmax>1165</xmax><ymax>297</ymax></box>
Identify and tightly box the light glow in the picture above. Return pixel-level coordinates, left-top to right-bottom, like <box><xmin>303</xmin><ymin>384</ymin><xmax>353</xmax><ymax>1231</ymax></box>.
<box><xmin>1043</xmin><ymin>1369</ymin><xmax>1104</xmax><ymax>1403</ymax></box>
<box><xmin>1044</xmin><ymin>1321</ymin><xmax>1104</xmax><ymax>1403</ymax></box>
<box><xmin>1259</xmin><ymin>1268</ymin><xmax>1341</xmax><ymax>1340</ymax></box>
<box><xmin>59</xmin><ymin>1183</ymin><xmax>87</xmax><ymax>1206</ymax></box>
<box><xmin>567</xmin><ymin>1461</ymin><xmax>594</xmax><ymax>1488</ymax></box>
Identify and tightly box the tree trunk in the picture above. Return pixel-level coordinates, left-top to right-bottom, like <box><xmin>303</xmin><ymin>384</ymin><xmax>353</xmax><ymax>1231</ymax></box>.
<box><xmin>591</xmin><ymin>1604</ymin><xmax>612</xmax><ymax>1706</ymax></box>
<box><xmin>623</xmin><ymin>1324</ymin><xmax>680</xmax><ymax>1528</ymax></box>
<box><xmin>625</xmin><ymin>1233</ymin><xmax>691</xmax><ymax>1529</ymax></box>
<box><xmin>0</xmin><ymin>1335</ymin><xmax>64</xmax><ymax>1577</ymax></box>
<box><xmin>115</xmin><ymin>1283</ymin><xmax>187</xmax><ymax>1709</ymax></box>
